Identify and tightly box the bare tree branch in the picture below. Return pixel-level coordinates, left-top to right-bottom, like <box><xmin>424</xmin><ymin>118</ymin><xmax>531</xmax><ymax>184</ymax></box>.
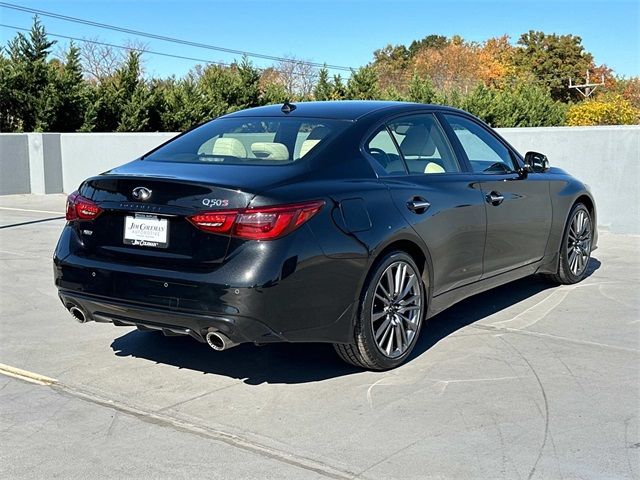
<box><xmin>274</xmin><ymin>55</ymin><xmax>318</xmax><ymax>98</ymax></box>
<box><xmin>79</xmin><ymin>37</ymin><xmax>148</xmax><ymax>82</ymax></box>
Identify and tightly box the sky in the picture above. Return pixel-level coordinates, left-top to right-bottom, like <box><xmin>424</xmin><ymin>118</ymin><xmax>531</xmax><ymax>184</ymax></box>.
<box><xmin>0</xmin><ymin>0</ymin><xmax>638</xmax><ymax>79</ymax></box>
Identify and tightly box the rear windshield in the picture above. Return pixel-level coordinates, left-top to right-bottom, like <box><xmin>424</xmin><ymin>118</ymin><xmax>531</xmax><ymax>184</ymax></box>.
<box><xmin>145</xmin><ymin>117</ymin><xmax>350</xmax><ymax>165</ymax></box>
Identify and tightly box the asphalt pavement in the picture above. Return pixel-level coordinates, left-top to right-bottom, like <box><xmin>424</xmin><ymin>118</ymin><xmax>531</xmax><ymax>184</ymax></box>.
<box><xmin>1</xmin><ymin>194</ymin><xmax>638</xmax><ymax>480</ymax></box>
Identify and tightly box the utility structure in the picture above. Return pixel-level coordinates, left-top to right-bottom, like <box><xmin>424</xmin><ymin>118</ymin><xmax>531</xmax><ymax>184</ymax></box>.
<box><xmin>569</xmin><ymin>70</ymin><xmax>605</xmax><ymax>98</ymax></box>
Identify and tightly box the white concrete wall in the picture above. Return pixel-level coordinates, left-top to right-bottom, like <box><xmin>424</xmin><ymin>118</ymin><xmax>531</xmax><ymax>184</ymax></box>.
<box><xmin>1</xmin><ymin>127</ymin><xmax>638</xmax><ymax>233</ymax></box>
<box><xmin>498</xmin><ymin>126</ymin><xmax>639</xmax><ymax>235</ymax></box>
<box><xmin>59</xmin><ymin>133</ymin><xmax>177</xmax><ymax>194</ymax></box>
<box><xmin>0</xmin><ymin>134</ymin><xmax>30</xmax><ymax>195</ymax></box>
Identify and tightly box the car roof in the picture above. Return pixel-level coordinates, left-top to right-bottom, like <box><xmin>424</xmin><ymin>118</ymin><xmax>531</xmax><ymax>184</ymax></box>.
<box><xmin>220</xmin><ymin>100</ymin><xmax>461</xmax><ymax>121</ymax></box>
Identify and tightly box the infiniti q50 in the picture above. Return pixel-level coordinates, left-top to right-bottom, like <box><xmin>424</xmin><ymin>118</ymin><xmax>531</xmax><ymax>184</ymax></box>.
<box><xmin>54</xmin><ymin>101</ymin><xmax>596</xmax><ymax>370</ymax></box>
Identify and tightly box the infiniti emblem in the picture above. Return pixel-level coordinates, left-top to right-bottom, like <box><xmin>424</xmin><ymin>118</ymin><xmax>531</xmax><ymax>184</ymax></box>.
<box><xmin>132</xmin><ymin>187</ymin><xmax>152</xmax><ymax>201</ymax></box>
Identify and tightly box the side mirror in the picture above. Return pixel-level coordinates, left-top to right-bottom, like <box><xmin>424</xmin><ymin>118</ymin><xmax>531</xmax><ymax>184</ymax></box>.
<box><xmin>524</xmin><ymin>151</ymin><xmax>550</xmax><ymax>173</ymax></box>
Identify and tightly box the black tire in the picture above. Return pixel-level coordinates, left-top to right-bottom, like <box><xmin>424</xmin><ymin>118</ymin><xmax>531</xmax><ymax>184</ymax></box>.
<box><xmin>334</xmin><ymin>251</ymin><xmax>426</xmax><ymax>370</ymax></box>
<box><xmin>544</xmin><ymin>203</ymin><xmax>593</xmax><ymax>285</ymax></box>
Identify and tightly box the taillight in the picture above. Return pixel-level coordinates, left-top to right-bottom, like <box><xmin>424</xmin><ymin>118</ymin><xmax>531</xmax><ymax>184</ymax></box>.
<box><xmin>187</xmin><ymin>212</ymin><xmax>236</xmax><ymax>234</ymax></box>
<box><xmin>65</xmin><ymin>191</ymin><xmax>103</xmax><ymax>221</ymax></box>
<box><xmin>187</xmin><ymin>200</ymin><xmax>325</xmax><ymax>240</ymax></box>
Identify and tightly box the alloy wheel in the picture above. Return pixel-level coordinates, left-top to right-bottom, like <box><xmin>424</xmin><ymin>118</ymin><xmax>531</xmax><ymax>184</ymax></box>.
<box><xmin>371</xmin><ymin>261</ymin><xmax>423</xmax><ymax>358</ymax></box>
<box><xmin>567</xmin><ymin>209</ymin><xmax>592</xmax><ymax>276</ymax></box>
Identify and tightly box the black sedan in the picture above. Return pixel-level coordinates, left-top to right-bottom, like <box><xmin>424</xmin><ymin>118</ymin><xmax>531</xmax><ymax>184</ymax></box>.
<box><xmin>54</xmin><ymin>101</ymin><xmax>597</xmax><ymax>370</ymax></box>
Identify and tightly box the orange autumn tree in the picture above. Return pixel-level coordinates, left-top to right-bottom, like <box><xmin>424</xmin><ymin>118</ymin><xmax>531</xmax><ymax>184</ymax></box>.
<box><xmin>477</xmin><ymin>35</ymin><xmax>516</xmax><ymax>86</ymax></box>
<box><xmin>412</xmin><ymin>35</ymin><xmax>479</xmax><ymax>91</ymax></box>
<box><xmin>410</xmin><ymin>35</ymin><xmax>515</xmax><ymax>92</ymax></box>
<box><xmin>618</xmin><ymin>77</ymin><xmax>640</xmax><ymax>108</ymax></box>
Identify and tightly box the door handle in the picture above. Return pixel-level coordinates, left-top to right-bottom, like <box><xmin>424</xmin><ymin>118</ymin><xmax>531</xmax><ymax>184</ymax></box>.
<box><xmin>486</xmin><ymin>191</ymin><xmax>504</xmax><ymax>206</ymax></box>
<box><xmin>406</xmin><ymin>198</ymin><xmax>431</xmax><ymax>213</ymax></box>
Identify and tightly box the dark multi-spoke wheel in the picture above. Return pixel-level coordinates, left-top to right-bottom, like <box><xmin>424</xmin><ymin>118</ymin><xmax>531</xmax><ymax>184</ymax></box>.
<box><xmin>371</xmin><ymin>261</ymin><xmax>422</xmax><ymax>358</ymax></box>
<box><xmin>334</xmin><ymin>251</ymin><xmax>425</xmax><ymax>370</ymax></box>
<box><xmin>567</xmin><ymin>208</ymin><xmax>592</xmax><ymax>276</ymax></box>
<box><xmin>546</xmin><ymin>203</ymin><xmax>593</xmax><ymax>284</ymax></box>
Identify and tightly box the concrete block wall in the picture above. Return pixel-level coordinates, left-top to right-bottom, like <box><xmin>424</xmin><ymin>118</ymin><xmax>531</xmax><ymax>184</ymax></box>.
<box><xmin>0</xmin><ymin>126</ymin><xmax>638</xmax><ymax>233</ymax></box>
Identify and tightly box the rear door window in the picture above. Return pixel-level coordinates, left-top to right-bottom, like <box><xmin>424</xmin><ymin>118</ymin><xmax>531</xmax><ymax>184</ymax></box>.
<box><xmin>388</xmin><ymin>114</ymin><xmax>460</xmax><ymax>174</ymax></box>
<box><xmin>364</xmin><ymin>127</ymin><xmax>406</xmax><ymax>175</ymax></box>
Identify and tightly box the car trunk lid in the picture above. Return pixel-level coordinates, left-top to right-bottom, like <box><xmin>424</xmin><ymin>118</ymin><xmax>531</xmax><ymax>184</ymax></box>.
<box><xmin>74</xmin><ymin>159</ymin><xmax>302</xmax><ymax>266</ymax></box>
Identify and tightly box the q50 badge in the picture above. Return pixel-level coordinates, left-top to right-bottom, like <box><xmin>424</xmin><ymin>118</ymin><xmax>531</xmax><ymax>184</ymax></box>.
<box><xmin>202</xmin><ymin>198</ymin><xmax>230</xmax><ymax>207</ymax></box>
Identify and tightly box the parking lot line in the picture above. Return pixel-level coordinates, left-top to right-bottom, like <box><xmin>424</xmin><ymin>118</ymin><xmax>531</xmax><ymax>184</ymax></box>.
<box><xmin>0</xmin><ymin>206</ymin><xmax>65</xmax><ymax>215</ymax></box>
<box><xmin>0</xmin><ymin>363</ymin><xmax>57</xmax><ymax>386</ymax></box>
<box><xmin>0</xmin><ymin>362</ymin><xmax>357</xmax><ymax>479</ymax></box>
<box><xmin>472</xmin><ymin>324</ymin><xmax>640</xmax><ymax>353</ymax></box>
<box><xmin>0</xmin><ymin>216</ymin><xmax>66</xmax><ymax>229</ymax></box>
<box><xmin>3</xmin><ymin>375</ymin><xmax>356</xmax><ymax>480</ymax></box>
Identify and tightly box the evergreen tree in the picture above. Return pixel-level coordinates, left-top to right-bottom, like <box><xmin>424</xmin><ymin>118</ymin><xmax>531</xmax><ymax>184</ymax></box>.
<box><xmin>314</xmin><ymin>66</ymin><xmax>332</xmax><ymax>100</ymax></box>
<box><xmin>493</xmin><ymin>82</ymin><xmax>566</xmax><ymax>127</ymax></box>
<box><xmin>46</xmin><ymin>42</ymin><xmax>89</xmax><ymax>131</ymax></box>
<box><xmin>85</xmin><ymin>51</ymin><xmax>153</xmax><ymax>131</ymax></box>
<box><xmin>3</xmin><ymin>16</ymin><xmax>56</xmax><ymax>131</ymax></box>
<box><xmin>331</xmin><ymin>74</ymin><xmax>346</xmax><ymax>100</ymax></box>
<box><xmin>0</xmin><ymin>52</ymin><xmax>23</xmax><ymax>131</ymax></box>
<box><xmin>116</xmin><ymin>51</ymin><xmax>154</xmax><ymax>131</ymax></box>
<box><xmin>261</xmin><ymin>80</ymin><xmax>288</xmax><ymax>105</ymax></box>
<box><xmin>346</xmin><ymin>65</ymin><xmax>380</xmax><ymax>100</ymax></box>
<box><xmin>159</xmin><ymin>76</ymin><xmax>206</xmax><ymax>131</ymax></box>
<box><xmin>12</xmin><ymin>16</ymin><xmax>55</xmax><ymax>62</ymax></box>
<box><xmin>461</xmin><ymin>84</ymin><xmax>497</xmax><ymax>125</ymax></box>
<box><xmin>382</xmin><ymin>85</ymin><xmax>405</xmax><ymax>101</ymax></box>
<box><xmin>407</xmin><ymin>72</ymin><xmax>436</xmax><ymax>104</ymax></box>
<box><xmin>236</xmin><ymin>56</ymin><xmax>261</xmax><ymax>108</ymax></box>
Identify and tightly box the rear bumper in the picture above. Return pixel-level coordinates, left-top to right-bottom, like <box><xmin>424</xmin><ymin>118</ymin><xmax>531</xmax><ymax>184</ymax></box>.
<box><xmin>58</xmin><ymin>290</ymin><xmax>283</xmax><ymax>344</ymax></box>
<box><xmin>53</xmin><ymin>225</ymin><xmax>367</xmax><ymax>344</ymax></box>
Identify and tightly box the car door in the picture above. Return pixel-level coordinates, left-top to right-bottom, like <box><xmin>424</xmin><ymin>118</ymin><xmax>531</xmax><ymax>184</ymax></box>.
<box><xmin>440</xmin><ymin>113</ymin><xmax>552</xmax><ymax>278</ymax></box>
<box><xmin>365</xmin><ymin>113</ymin><xmax>487</xmax><ymax>296</ymax></box>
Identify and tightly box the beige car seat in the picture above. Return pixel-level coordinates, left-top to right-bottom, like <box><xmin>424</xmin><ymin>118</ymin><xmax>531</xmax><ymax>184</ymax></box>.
<box><xmin>299</xmin><ymin>125</ymin><xmax>330</xmax><ymax>158</ymax></box>
<box><xmin>251</xmin><ymin>142</ymin><xmax>290</xmax><ymax>161</ymax></box>
<box><xmin>212</xmin><ymin>138</ymin><xmax>247</xmax><ymax>158</ymax></box>
<box><xmin>400</xmin><ymin>125</ymin><xmax>446</xmax><ymax>174</ymax></box>
<box><xmin>424</xmin><ymin>162</ymin><xmax>445</xmax><ymax>173</ymax></box>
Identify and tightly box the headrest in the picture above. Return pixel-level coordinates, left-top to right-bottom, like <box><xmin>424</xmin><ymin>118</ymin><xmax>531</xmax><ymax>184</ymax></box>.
<box><xmin>251</xmin><ymin>142</ymin><xmax>289</xmax><ymax>161</ymax></box>
<box><xmin>306</xmin><ymin>125</ymin><xmax>331</xmax><ymax>141</ymax></box>
<box><xmin>299</xmin><ymin>139</ymin><xmax>320</xmax><ymax>158</ymax></box>
<box><xmin>400</xmin><ymin>125</ymin><xmax>436</xmax><ymax>157</ymax></box>
<box><xmin>424</xmin><ymin>162</ymin><xmax>445</xmax><ymax>174</ymax></box>
<box><xmin>299</xmin><ymin>125</ymin><xmax>330</xmax><ymax>157</ymax></box>
<box><xmin>212</xmin><ymin>137</ymin><xmax>247</xmax><ymax>158</ymax></box>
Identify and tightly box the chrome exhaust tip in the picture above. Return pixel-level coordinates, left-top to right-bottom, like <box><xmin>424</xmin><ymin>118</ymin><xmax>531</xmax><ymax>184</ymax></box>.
<box><xmin>205</xmin><ymin>331</ymin><xmax>239</xmax><ymax>351</ymax></box>
<box><xmin>69</xmin><ymin>306</ymin><xmax>88</xmax><ymax>324</ymax></box>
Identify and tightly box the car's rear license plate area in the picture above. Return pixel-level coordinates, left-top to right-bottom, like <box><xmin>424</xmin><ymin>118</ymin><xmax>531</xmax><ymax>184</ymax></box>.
<box><xmin>123</xmin><ymin>214</ymin><xmax>169</xmax><ymax>248</ymax></box>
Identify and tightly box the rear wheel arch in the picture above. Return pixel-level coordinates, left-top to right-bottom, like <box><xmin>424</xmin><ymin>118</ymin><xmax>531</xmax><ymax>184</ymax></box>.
<box><xmin>374</xmin><ymin>239</ymin><xmax>432</xmax><ymax>292</ymax></box>
<box><xmin>349</xmin><ymin>236</ymin><xmax>434</xmax><ymax>334</ymax></box>
<box><xmin>336</xmin><ymin>249</ymin><xmax>427</xmax><ymax>369</ymax></box>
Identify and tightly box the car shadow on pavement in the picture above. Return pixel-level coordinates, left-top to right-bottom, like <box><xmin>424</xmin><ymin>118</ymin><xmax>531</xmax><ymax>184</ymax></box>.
<box><xmin>412</xmin><ymin>257</ymin><xmax>600</xmax><ymax>362</ymax></box>
<box><xmin>111</xmin><ymin>258</ymin><xmax>600</xmax><ymax>385</ymax></box>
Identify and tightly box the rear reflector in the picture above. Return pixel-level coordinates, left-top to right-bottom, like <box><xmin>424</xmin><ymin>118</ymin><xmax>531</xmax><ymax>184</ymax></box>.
<box><xmin>188</xmin><ymin>200</ymin><xmax>325</xmax><ymax>240</ymax></box>
<box><xmin>66</xmin><ymin>191</ymin><xmax>103</xmax><ymax>221</ymax></box>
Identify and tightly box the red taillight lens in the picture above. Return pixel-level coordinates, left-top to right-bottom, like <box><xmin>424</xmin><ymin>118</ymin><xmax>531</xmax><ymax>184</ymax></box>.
<box><xmin>187</xmin><ymin>200</ymin><xmax>325</xmax><ymax>240</ymax></box>
<box><xmin>65</xmin><ymin>191</ymin><xmax>103</xmax><ymax>221</ymax></box>
<box><xmin>187</xmin><ymin>211</ymin><xmax>236</xmax><ymax>234</ymax></box>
